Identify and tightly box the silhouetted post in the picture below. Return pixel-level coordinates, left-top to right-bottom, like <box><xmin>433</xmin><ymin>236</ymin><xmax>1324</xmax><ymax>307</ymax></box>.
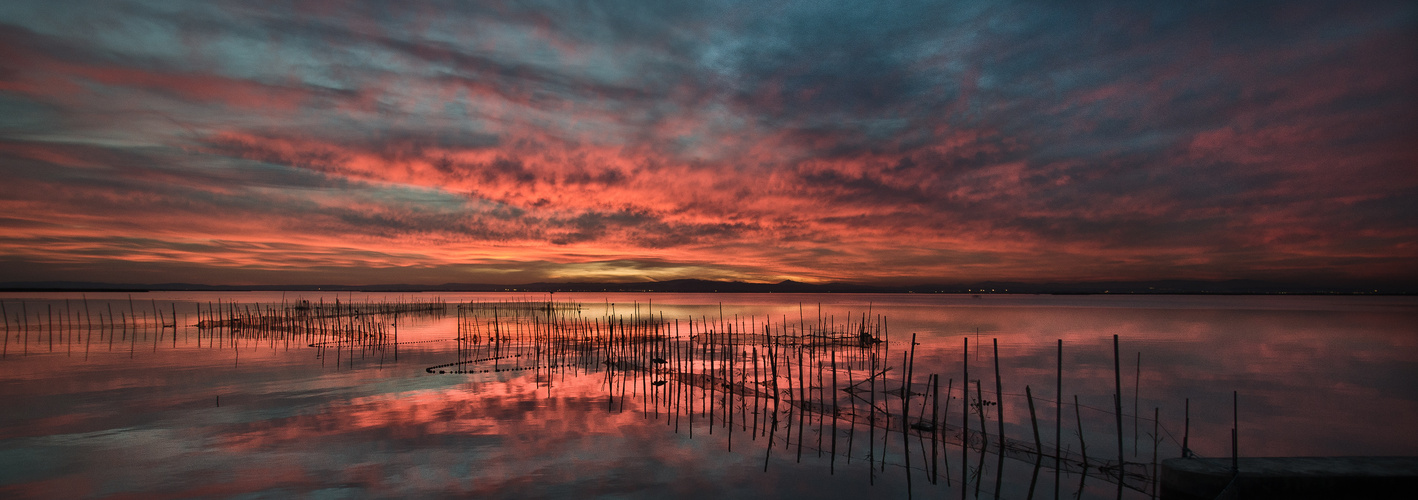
<box><xmin>932</xmin><ymin>373</ymin><xmax>940</xmax><ymax>485</ymax></box>
<box><xmin>881</xmin><ymin>353</ymin><xmax>890</xmax><ymax>473</ymax></box>
<box><xmin>764</xmin><ymin>332</ymin><xmax>780</xmax><ymax>472</ymax></box>
<box><xmin>975</xmin><ymin>380</ymin><xmax>986</xmax><ymax>445</ymax></box>
<box><xmin>1075</xmin><ymin>395</ymin><xmax>1088</xmax><ymax>469</ymax></box>
<box><xmin>830</xmin><ymin>349</ymin><xmax>837</xmax><ymax>475</ymax></box>
<box><xmin>993</xmin><ymin>338</ymin><xmax>1005</xmax><ymax>448</ymax></box>
<box><xmin>902</xmin><ymin>349</ymin><xmax>913</xmax><ymax>498</ymax></box>
<box><xmin>728</xmin><ymin>327</ymin><xmax>734</xmax><ymax>452</ymax></box>
<box><xmin>865</xmin><ymin>347</ymin><xmax>877</xmax><ymax>482</ymax></box>
<box><xmin>1027</xmin><ymin>385</ymin><xmax>1042</xmax><ymax>455</ymax></box>
<box><xmin>754</xmin><ymin>346</ymin><xmax>762</xmax><ymax>442</ymax></box>
<box><xmin>1113</xmin><ymin>334</ymin><xmax>1124</xmax><ymax>487</ymax></box>
<box><xmin>797</xmin><ymin>343</ymin><xmax>805</xmax><ymax>463</ymax></box>
<box><xmin>1152</xmin><ymin>406</ymin><xmax>1160</xmax><ymax>500</ymax></box>
<box><xmin>944</xmin><ymin>377</ymin><xmax>953</xmax><ymax>486</ymax></box>
<box><xmin>1056</xmin><ymin>339</ymin><xmax>1062</xmax><ymax>500</ymax></box>
<box><xmin>961</xmin><ymin>337</ymin><xmax>969</xmax><ymax>500</ymax></box>
<box><xmin>1181</xmin><ymin>398</ymin><xmax>1190</xmax><ymax>458</ymax></box>
<box><xmin>993</xmin><ymin>338</ymin><xmax>1005</xmax><ymax>500</ymax></box>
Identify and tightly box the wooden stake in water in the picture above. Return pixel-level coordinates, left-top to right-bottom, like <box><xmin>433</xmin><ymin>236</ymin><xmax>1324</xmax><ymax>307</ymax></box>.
<box><xmin>902</xmin><ymin>349</ymin><xmax>913</xmax><ymax>499</ymax></box>
<box><xmin>763</xmin><ymin>337</ymin><xmax>779</xmax><ymax>472</ymax></box>
<box><xmin>796</xmin><ymin>343</ymin><xmax>805</xmax><ymax>463</ymax></box>
<box><xmin>830</xmin><ymin>348</ymin><xmax>837</xmax><ymax>475</ymax></box>
<box><xmin>1027</xmin><ymin>385</ymin><xmax>1041</xmax><ymax>454</ymax></box>
<box><xmin>944</xmin><ymin>377</ymin><xmax>953</xmax><ymax>487</ymax></box>
<box><xmin>961</xmin><ymin>337</ymin><xmax>969</xmax><ymax>500</ymax></box>
<box><xmin>1182</xmin><ymin>398</ymin><xmax>1190</xmax><ymax>458</ymax></box>
<box><xmin>1056</xmin><ymin>339</ymin><xmax>1063</xmax><ymax>500</ymax></box>
<box><xmin>869</xmin><ymin>346</ymin><xmax>876</xmax><ymax>485</ymax></box>
<box><xmin>1152</xmin><ymin>406</ymin><xmax>1160</xmax><ymax>500</ymax></box>
<box><xmin>1113</xmin><ymin>334</ymin><xmax>1124</xmax><ymax>489</ymax></box>
<box><xmin>993</xmin><ymin>337</ymin><xmax>1005</xmax><ymax>454</ymax></box>
<box><xmin>1075</xmin><ymin>394</ymin><xmax>1088</xmax><ymax>469</ymax></box>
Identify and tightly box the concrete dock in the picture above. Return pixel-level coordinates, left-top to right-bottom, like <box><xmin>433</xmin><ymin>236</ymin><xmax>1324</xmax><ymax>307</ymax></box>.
<box><xmin>1161</xmin><ymin>456</ymin><xmax>1418</xmax><ymax>499</ymax></box>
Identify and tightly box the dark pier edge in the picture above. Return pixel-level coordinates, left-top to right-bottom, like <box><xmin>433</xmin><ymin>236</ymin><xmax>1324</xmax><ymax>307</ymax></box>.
<box><xmin>1161</xmin><ymin>457</ymin><xmax>1418</xmax><ymax>500</ymax></box>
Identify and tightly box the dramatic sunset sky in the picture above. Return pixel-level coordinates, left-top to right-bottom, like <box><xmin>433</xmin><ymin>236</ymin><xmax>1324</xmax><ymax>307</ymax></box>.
<box><xmin>1</xmin><ymin>1</ymin><xmax>1414</xmax><ymax>286</ymax></box>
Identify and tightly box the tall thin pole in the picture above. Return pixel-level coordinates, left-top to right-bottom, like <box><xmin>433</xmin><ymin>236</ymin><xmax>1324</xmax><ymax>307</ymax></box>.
<box><xmin>1027</xmin><ymin>385</ymin><xmax>1041</xmax><ymax>454</ymax></box>
<box><xmin>1055</xmin><ymin>339</ymin><xmax>1062</xmax><ymax>500</ymax></box>
<box><xmin>993</xmin><ymin>338</ymin><xmax>1005</xmax><ymax>500</ymax></box>
<box><xmin>961</xmin><ymin>337</ymin><xmax>969</xmax><ymax>500</ymax></box>
<box><xmin>830</xmin><ymin>349</ymin><xmax>837</xmax><ymax>475</ymax></box>
<box><xmin>1152</xmin><ymin>406</ymin><xmax>1160</xmax><ymax>500</ymax></box>
<box><xmin>1182</xmin><ymin>398</ymin><xmax>1191</xmax><ymax>458</ymax></box>
<box><xmin>1113</xmin><ymin>334</ymin><xmax>1125</xmax><ymax>492</ymax></box>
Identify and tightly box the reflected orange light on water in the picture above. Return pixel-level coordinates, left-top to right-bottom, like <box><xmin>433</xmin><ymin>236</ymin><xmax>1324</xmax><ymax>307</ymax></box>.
<box><xmin>0</xmin><ymin>292</ymin><xmax>1414</xmax><ymax>499</ymax></box>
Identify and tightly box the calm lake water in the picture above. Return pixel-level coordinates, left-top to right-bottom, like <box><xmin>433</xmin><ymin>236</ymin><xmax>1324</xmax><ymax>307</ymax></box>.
<box><xmin>1</xmin><ymin>292</ymin><xmax>1414</xmax><ymax>499</ymax></box>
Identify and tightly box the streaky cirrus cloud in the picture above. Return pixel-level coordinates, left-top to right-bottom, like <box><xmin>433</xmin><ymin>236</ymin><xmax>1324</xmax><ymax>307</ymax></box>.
<box><xmin>1</xmin><ymin>0</ymin><xmax>1414</xmax><ymax>286</ymax></box>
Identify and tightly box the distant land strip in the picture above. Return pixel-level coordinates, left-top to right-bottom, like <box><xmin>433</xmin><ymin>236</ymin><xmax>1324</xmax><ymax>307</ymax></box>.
<box><xmin>1</xmin><ymin>279</ymin><xmax>1412</xmax><ymax>295</ymax></box>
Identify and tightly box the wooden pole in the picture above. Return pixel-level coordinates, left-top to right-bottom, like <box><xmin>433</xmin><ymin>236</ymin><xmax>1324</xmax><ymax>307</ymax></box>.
<box><xmin>993</xmin><ymin>337</ymin><xmax>1005</xmax><ymax>449</ymax></box>
<box><xmin>869</xmin><ymin>343</ymin><xmax>876</xmax><ymax>485</ymax></box>
<box><xmin>993</xmin><ymin>338</ymin><xmax>1005</xmax><ymax>500</ymax></box>
<box><xmin>1152</xmin><ymin>406</ymin><xmax>1160</xmax><ymax>500</ymax></box>
<box><xmin>961</xmin><ymin>336</ymin><xmax>969</xmax><ymax>500</ymax></box>
<box><xmin>932</xmin><ymin>373</ymin><xmax>940</xmax><ymax>485</ymax></box>
<box><xmin>1027</xmin><ymin>385</ymin><xmax>1042</xmax><ymax>455</ymax></box>
<box><xmin>797</xmin><ymin>341</ymin><xmax>805</xmax><ymax>463</ymax></box>
<box><xmin>976</xmin><ymin>380</ymin><xmax>986</xmax><ymax>445</ymax></box>
<box><xmin>754</xmin><ymin>345</ymin><xmax>762</xmax><ymax>441</ymax></box>
<box><xmin>1055</xmin><ymin>339</ymin><xmax>1063</xmax><ymax>500</ymax></box>
<box><xmin>1075</xmin><ymin>395</ymin><xmax>1088</xmax><ymax>469</ymax></box>
<box><xmin>830</xmin><ymin>348</ymin><xmax>838</xmax><ymax>475</ymax></box>
<box><xmin>1113</xmin><ymin>334</ymin><xmax>1125</xmax><ymax>492</ymax></box>
<box><xmin>902</xmin><ymin>350</ymin><xmax>913</xmax><ymax>498</ymax></box>
<box><xmin>1182</xmin><ymin>398</ymin><xmax>1190</xmax><ymax>458</ymax></box>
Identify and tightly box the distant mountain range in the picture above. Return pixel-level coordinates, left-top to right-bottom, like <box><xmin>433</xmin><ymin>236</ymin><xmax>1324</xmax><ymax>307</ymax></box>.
<box><xmin>0</xmin><ymin>278</ymin><xmax>1410</xmax><ymax>294</ymax></box>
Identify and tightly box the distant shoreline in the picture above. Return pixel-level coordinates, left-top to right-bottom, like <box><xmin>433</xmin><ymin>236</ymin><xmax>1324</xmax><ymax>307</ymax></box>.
<box><xmin>1</xmin><ymin>278</ymin><xmax>1412</xmax><ymax>295</ymax></box>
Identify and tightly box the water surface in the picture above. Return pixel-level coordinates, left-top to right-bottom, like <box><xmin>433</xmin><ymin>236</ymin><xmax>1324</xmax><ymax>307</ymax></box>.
<box><xmin>1</xmin><ymin>292</ymin><xmax>1414</xmax><ymax>499</ymax></box>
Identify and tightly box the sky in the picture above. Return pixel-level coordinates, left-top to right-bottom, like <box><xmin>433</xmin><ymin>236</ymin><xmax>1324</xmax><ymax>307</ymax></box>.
<box><xmin>0</xmin><ymin>1</ymin><xmax>1415</xmax><ymax>287</ymax></box>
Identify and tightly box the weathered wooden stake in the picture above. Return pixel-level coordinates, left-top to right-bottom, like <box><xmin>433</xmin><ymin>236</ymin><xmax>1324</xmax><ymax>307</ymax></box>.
<box><xmin>830</xmin><ymin>348</ymin><xmax>837</xmax><ymax>475</ymax></box>
<box><xmin>1182</xmin><ymin>397</ymin><xmax>1190</xmax><ymax>458</ymax></box>
<box><xmin>1113</xmin><ymin>334</ymin><xmax>1125</xmax><ymax>490</ymax></box>
<box><xmin>1075</xmin><ymin>395</ymin><xmax>1088</xmax><ymax>469</ymax></box>
<box><xmin>961</xmin><ymin>336</ymin><xmax>969</xmax><ymax>500</ymax></box>
<box><xmin>902</xmin><ymin>349</ymin><xmax>913</xmax><ymax>498</ymax></box>
<box><xmin>1027</xmin><ymin>385</ymin><xmax>1042</xmax><ymax>454</ymax></box>
<box><xmin>1055</xmin><ymin>339</ymin><xmax>1063</xmax><ymax>500</ymax></box>
<box><xmin>993</xmin><ymin>338</ymin><xmax>1005</xmax><ymax>500</ymax></box>
<box><xmin>932</xmin><ymin>373</ymin><xmax>941</xmax><ymax>485</ymax></box>
<box><xmin>1152</xmin><ymin>406</ymin><xmax>1160</xmax><ymax>500</ymax></box>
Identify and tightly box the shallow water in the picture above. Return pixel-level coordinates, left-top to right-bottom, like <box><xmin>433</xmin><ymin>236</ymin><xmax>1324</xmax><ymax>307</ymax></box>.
<box><xmin>1</xmin><ymin>292</ymin><xmax>1414</xmax><ymax>499</ymax></box>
